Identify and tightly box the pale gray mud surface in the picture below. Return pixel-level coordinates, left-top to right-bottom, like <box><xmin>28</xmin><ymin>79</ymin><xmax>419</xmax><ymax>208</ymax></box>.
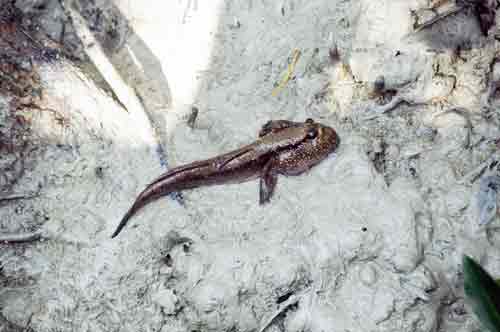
<box><xmin>1</xmin><ymin>0</ymin><xmax>500</xmax><ymax>331</ymax></box>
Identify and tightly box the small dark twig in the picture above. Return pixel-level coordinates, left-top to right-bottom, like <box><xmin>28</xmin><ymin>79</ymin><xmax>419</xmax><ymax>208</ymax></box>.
<box><xmin>411</xmin><ymin>5</ymin><xmax>464</xmax><ymax>33</ymax></box>
<box><xmin>329</xmin><ymin>45</ymin><xmax>340</xmax><ymax>64</ymax></box>
<box><xmin>0</xmin><ymin>230</ymin><xmax>43</xmax><ymax>244</ymax></box>
<box><xmin>187</xmin><ymin>106</ymin><xmax>199</xmax><ymax>128</ymax></box>
<box><xmin>258</xmin><ymin>291</ymin><xmax>306</xmax><ymax>332</ymax></box>
<box><xmin>0</xmin><ymin>192</ymin><xmax>39</xmax><ymax>204</ymax></box>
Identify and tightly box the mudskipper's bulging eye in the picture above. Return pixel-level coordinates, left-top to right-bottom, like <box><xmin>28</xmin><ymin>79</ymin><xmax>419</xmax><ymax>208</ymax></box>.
<box><xmin>306</xmin><ymin>127</ymin><xmax>317</xmax><ymax>139</ymax></box>
<box><xmin>306</xmin><ymin>118</ymin><xmax>314</xmax><ymax>124</ymax></box>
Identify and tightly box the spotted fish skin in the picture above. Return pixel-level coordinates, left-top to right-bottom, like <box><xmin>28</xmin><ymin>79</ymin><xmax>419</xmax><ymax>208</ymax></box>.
<box><xmin>111</xmin><ymin>118</ymin><xmax>339</xmax><ymax>238</ymax></box>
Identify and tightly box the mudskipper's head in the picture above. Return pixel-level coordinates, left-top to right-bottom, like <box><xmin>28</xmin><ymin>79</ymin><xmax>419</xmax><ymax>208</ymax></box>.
<box><xmin>273</xmin><ymin>118</ymin><xmax>339</xmax><ymax>175</ymax></box>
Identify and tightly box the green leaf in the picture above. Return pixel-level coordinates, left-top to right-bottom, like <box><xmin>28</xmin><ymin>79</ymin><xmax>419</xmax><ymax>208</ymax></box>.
<box><xmin>463</xmin><ymin>255</ymin><xmax>500</xmax><ymax>332</ymax></box>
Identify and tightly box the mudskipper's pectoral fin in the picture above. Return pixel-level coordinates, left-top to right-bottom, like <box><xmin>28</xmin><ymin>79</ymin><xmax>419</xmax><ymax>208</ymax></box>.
<box><xmin>259</xmin><ymin>120</ymin><xmax>300</xmax><ymax>137</ymax></box>
<box><xmin>259</xmin><ymin>158</ymin><xmax>278</xmax><ymax>204</ymax></box>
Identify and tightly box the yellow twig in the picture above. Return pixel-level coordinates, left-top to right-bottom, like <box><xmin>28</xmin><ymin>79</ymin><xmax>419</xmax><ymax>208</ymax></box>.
<box><xmin>272</xmin><ymin>48</ymin><xmax>301</xmax><ymax>96</ymax></box>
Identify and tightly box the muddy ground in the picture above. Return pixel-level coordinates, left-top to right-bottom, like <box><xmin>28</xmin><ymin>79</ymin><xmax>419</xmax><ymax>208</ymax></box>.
<box><xmin>1</xmin><ymin>0</ymin><xmax>500</xmax><ymax>331</ymax></box>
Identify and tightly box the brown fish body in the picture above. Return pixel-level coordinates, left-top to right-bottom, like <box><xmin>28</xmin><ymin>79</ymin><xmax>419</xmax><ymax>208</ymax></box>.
<box><xmin>111</xmin><ymin>119</ymin><xmax>339</xmax><ymax>238</ymax></box>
